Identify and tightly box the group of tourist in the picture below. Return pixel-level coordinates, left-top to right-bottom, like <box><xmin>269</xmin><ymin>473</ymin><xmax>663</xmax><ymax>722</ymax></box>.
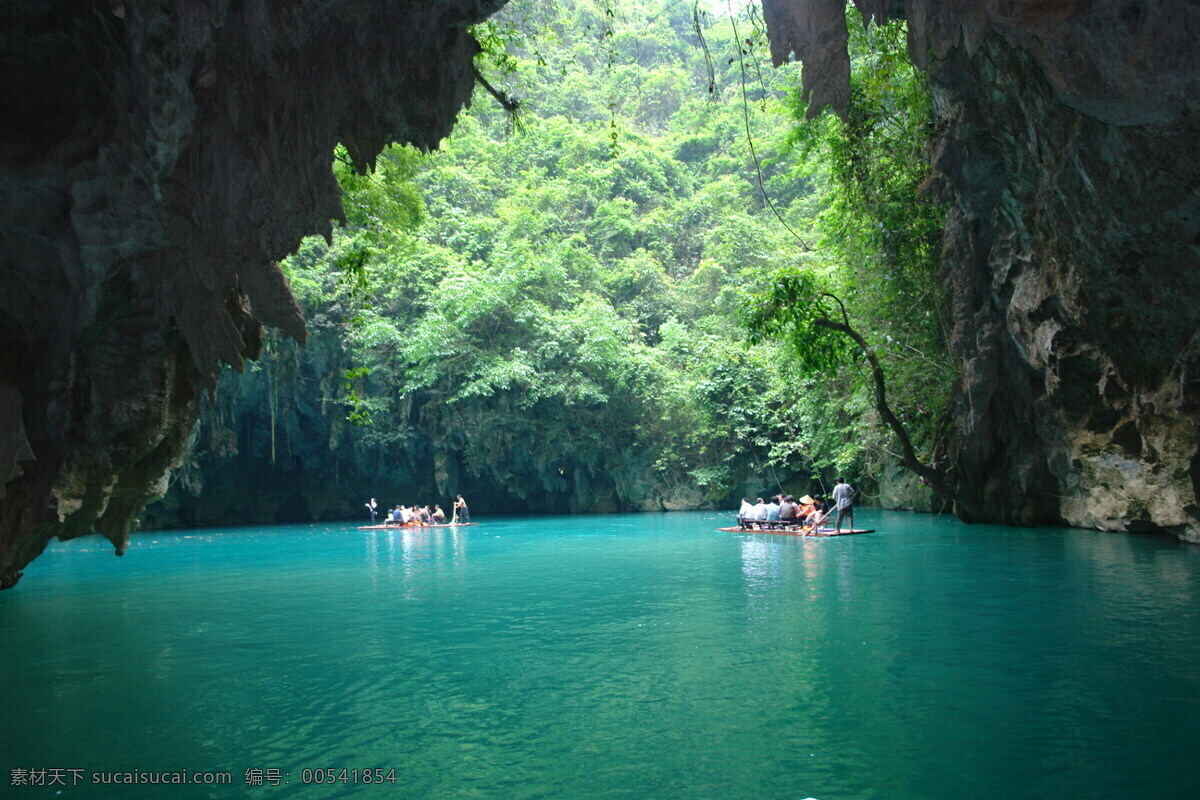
<box><xmin>364</xmin><ymin>495</ymin><xmax>470</xmax><ymax>526</ymax></box>
<box><xmin>737</xmin><ymin>478</ymin><xmax>856</xmax><ymax>533</ymax></box>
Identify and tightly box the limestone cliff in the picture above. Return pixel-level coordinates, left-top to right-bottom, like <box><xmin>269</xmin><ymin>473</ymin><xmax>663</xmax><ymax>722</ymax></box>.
<box><xmin>139</xmin><ymin>337</ymin><xmax>782</xmax><ymax>530</ymax></box>
<box><xmin>0</xmin><ymin>0</ymin><xmax>506</xmax><ymax>587</ymax></box>
<box><xmin>763</xmin><ymin>0</ymin><xmax>1200</xmax><ymax>539</ymax></box>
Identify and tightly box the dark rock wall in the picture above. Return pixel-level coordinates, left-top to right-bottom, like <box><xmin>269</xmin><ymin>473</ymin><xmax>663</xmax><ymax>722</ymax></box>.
<box><xmin>140</xmin><ymin>339</ymin><xmax>784</xmax><ymax>530</ymax></box>
<box><xmin>763</xmin><ymin>0</ymin><xmax>1200</xmax><ymax>540</ymax></box>
<box><xmin>0</xmin><ymin>0</ymin><xmax>506</xmax><ymax>586</ymax></box>
<box><xmin>932</xmin><ymin>37</ymin><xmax>1200</xmax><ymax>538</ymax></box>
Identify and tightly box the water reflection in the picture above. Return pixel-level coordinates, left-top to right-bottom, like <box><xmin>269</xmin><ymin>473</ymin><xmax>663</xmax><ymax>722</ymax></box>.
<box><xmin>738</xmin><ymin>537</ymin><xmax>774</xmax><ymax>596</ymax></box>
<box><xmin>1060</xmin><ymin>526</ymin><xmax>1199</xmax><ymax>608</ymax></box>
<box><xmin>835</xmin><ymin>541</ymin><xmax>858</xmax><ymax>604</ymax></box>
<box><xmin>365</xmin><ymin>526</ymin><xmax>473</xmax><ymax>599</ymax></box>
<box><xmin>739</xmin><ymin>532</ymin><xmax>837</xmax><ymax>606</ymax></box>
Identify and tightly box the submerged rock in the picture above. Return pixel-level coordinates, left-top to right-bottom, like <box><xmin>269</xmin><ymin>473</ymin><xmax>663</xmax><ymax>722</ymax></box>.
<box><xmin>0</xmin><ymin>0</ymin><xmax>506</xmax><ymax>585</ymax></box>
<box><xmin>763</xmin><ymin>0</ymin><xmax>1200</xmax><ymax>539</ymax></box>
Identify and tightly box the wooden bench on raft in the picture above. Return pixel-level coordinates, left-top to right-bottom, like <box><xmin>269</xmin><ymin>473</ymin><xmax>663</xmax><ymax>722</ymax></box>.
<box><xmin>738</xmin><ymin>517</ymin><xmax>813</xmax><ymax>532</ymax></box>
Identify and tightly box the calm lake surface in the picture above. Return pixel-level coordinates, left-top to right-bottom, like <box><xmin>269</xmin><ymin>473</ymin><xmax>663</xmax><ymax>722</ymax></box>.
<box><xmin>2</xmin><ymin>510</ymin><xmax>1199</xmax><ymax>799</ymax></box>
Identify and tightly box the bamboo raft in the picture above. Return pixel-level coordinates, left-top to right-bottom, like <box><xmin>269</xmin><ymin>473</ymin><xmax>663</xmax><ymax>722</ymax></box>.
<box><xmin>357</xmin><ymin>522</ymin><xmax>479</xmax><ymax>531</ymax></box>
<box><xmin>718</xmin><ymin>524</ymin><xmax>875</xmax><ymax>537</ymax></box>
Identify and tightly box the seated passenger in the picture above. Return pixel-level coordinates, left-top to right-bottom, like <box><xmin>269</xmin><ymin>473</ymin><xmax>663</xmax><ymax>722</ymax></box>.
<box><xmin>805</xmin><ymin>498</ymin><xmax>828</xmax><ymax>529</ymax></box>
<box><xmin>765</xmin><ymin>499</ymin><xmax>781</xmax><ymax>525</ymax></box>
<box><xmin>752</xmin><ymin>498</ymin><xmax>768</xmax><ymax>525</ymax></box>
<box><xmin>418</xmin><ymin>506</ymin><xmax>432</xmax><ymax>525</ymax></box>
<box><xmin>779</xmin><ymin>496</ymin><xmax>797</xmax><ymax>524</ymax></box>
<box><xmin>738</xmin><ymin>498</ymin><xmax>754</xmax><ymax>528</ymax></box>
<box><xmin>389</xmin><ymin>506</ymin><xmax>403</xmax><ymax>525</ymax></box>
<box><xmin>432</xmin><ymin>505</ymin><xmax>446</xmax><ymax>524</ymax></box>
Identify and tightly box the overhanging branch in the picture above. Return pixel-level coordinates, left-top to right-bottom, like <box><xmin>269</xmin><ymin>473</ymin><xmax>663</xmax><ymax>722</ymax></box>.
<box><xmin>471</xmin><ymin>63</ymin><xmax>521</xmax><ymax>114</ymax></box>
<box><xmin>814</xmin><ymin>292</ymin><xmax>950</xmax><ymax>502</ymax></box>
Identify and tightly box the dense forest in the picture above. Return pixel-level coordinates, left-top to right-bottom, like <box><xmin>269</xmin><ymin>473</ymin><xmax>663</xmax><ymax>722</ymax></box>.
<box><xmin>144</xmin><ymin>0</ymin><xmax>948</xmax><ymax>527</ymax></box>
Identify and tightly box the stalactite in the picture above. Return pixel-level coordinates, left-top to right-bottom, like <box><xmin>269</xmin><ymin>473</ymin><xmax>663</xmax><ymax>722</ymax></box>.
<box><xmin>0</xmin><ymin>0</ymin><xmax>511</xmax><ymax>585</ymax></box>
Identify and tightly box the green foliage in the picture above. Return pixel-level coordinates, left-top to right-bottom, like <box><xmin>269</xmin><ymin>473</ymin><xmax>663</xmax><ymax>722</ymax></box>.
<box><xmin>470</xmin><ymin>20</ymin><xmax>524</xmax><ymax>80</ymax></box>
<box><xmin>755</xmin><ymin>10</ymin><xmax>952</xmax><ymax>482</ymax></box>
<box><xmin>343</xmin><ymin>366</ymin><xmax>373</xmax><ymax>426</ymax></box>
<box><xmin>203</xmin><ymin>0</ymin><xmax>950</xmax><ymax>514</ymax></box>
<box><xmin>743</xmin><ymin>267</ymin><xmax>846</xmax><ymax>373</ymax></box>
<box><xmin>268</xmin><ymin>0</ymin><xmax>820</xmax><ymax>506</ymax></box>
<box><xmin>333</xmin><ymin>144</ymin><xmax>426</xmax><ymax>236</ymax></box>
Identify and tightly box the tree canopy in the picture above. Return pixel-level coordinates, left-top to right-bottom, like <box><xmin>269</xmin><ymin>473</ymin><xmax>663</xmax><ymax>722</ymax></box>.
<box><xmin>147</xmin><ymin>0</ymin><xmax>950</xmax><ymax>525</ymax></box>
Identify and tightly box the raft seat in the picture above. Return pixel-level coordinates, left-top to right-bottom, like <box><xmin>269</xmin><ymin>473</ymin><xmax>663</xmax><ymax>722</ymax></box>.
<box><xmin>738</xmin><ymin>517</ymin><xmax>805</xmax><ymax>531</ymax></box>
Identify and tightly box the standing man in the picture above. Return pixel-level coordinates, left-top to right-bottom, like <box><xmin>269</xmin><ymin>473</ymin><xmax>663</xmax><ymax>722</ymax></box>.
<box><xmin>366</xmin><ymin>497</ymin><xmax>378</xmax><ymax>524</ymax></box>
<box><xmin>454</xmin><ymin>494</ymin><xmax>471</xmax><ymax>524</ymax></box>
<box><xmin>832</xmin><ymin>478</ymin><xmax>856</xmax><ymax>533</ymax></box>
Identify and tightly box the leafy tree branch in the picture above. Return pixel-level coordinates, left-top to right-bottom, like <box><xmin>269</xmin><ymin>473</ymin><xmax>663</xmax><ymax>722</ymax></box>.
<box><xmin>745</xmin><ymin>268</ymin><xmax>950</xmax><ymax>502</ymax></box>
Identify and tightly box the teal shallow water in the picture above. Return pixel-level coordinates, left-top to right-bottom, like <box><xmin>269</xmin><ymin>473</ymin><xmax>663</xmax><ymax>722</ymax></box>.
<box><xmin>2</xmin><ymin>510</ymin><xmax>1199</xmax><ymax>800</ymax></box>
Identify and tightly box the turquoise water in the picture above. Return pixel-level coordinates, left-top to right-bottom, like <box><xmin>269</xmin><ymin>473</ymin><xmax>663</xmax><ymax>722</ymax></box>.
<box><xmin>2</xmin><ymin>510</ymin><xmax>1199</xmax><ymax>799</ymax></box>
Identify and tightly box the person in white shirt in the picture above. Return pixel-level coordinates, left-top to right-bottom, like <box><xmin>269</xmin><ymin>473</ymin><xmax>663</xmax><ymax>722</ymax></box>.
<box><xmin>752</xmin><ymin>498</ymin><xmax>768</xmax><ymax>522</ymax></box>
<box><xmin>738</xmin><ymin>498</ymin><xmax>754</xmax><ymax>528</ymax></box>
<box><xmin>832</xmin><ymin>478</ymin><xmax>856</xmax><ymax>533</ymax></box>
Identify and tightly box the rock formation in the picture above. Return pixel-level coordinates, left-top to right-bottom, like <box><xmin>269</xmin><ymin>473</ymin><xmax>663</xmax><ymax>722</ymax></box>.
<box><xmin>0</xmin><ymin>0</ymin><xmax>506</xmax><ymax>587</ymax></box>
<box><xmin>138</xmin><ymin>341</ymin><xmax>782</xmax><ymax>530</ymax></box>
<box><xmin>763</xmin><ymin>0</ymin><xmax>1200</xmax><ymax>540</ymax></box>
